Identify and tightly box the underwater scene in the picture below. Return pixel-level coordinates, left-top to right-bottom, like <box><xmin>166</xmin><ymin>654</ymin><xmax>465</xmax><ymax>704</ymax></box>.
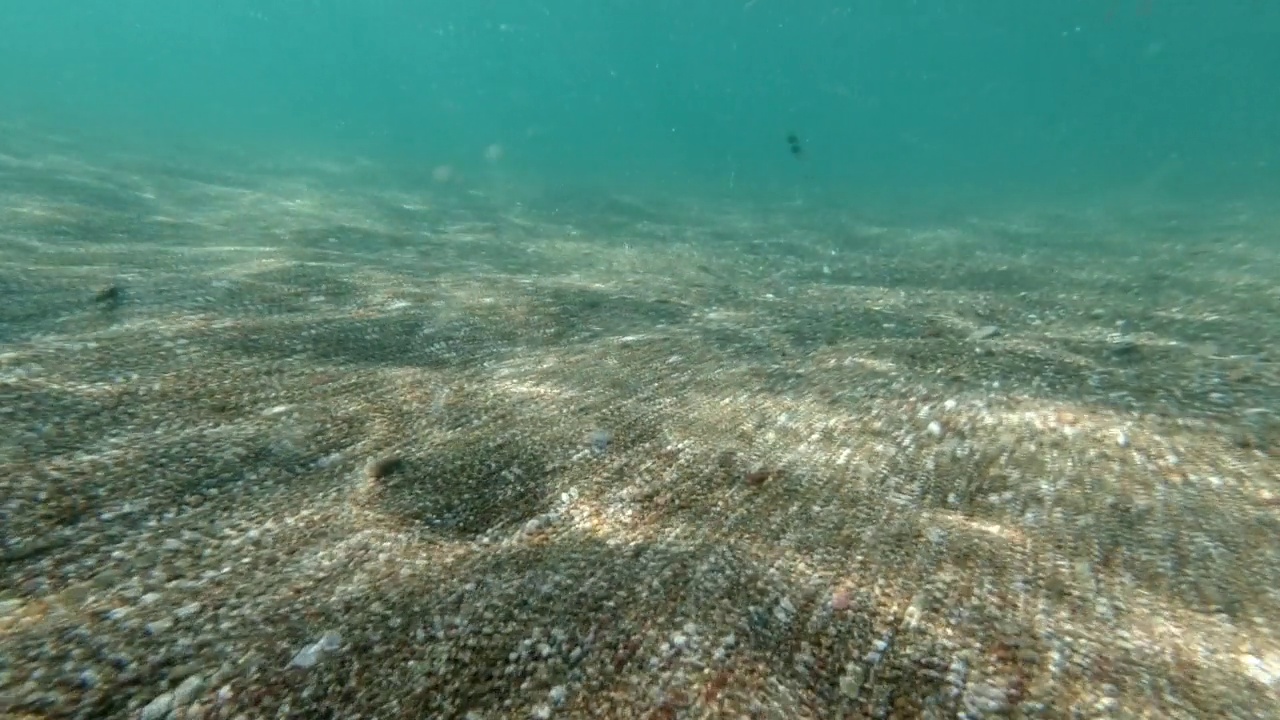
<box><xmin>1</xmin><ymin>1</ymin><xmax>1279</xmax><ymax>718</ymax></box>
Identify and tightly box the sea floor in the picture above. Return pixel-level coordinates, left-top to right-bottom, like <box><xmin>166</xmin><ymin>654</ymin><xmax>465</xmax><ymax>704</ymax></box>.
<box><xmin>1</xmin><ymin>141</ymin><xmax>1279</xmax><ymax>719</ymax></box>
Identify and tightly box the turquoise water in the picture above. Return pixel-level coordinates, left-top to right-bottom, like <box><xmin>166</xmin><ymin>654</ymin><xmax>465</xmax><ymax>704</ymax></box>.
<box><xmin>3</xmin><ymin>1</ymin><xmax>1277</xmax><ymax>206</ymax></box>
<box><xmin>5</xmin><ymin>5</ymin><xmax>1280</xmax><ymax>717</ymax></box>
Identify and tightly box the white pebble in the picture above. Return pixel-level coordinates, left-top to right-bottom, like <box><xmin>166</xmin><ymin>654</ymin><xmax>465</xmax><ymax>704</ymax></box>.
<box><xmin>289</xmin><ymin>644</ymin><xmax>321</xmax><ymax>669</ymax></box>
<box><xmin>175</xmin><ymin>602</ymin><xmax>202</xmax><ymax>619</ymax></box>
<box><xmin>531</xmin><ymin>703</ymin><xmax>552</xmax><ymax>719</ymax></box>
<box><xmin>548</xmin><ymin>685</ymin><xmax>567</xmax><ymax>705</ymax></box>
<box><xmin>173</xmin><ymin>674</ymin><xmax>205</xmax><ymax>705</ymax></box>
<box><xmin>317</xmin><ymin>630</ymin><xmax>342</xmax><ymax>651</ymax></box>
<box><xmin>140</xmin><ymin>691</ymin><xmax>175</xmax><ymax>720</ymax></box>
<box><xmin>926</xmin><ymin>420</ymin><xmax>944</xmax><ymax>437</ymax></box>
<box><xmin>1242</xmin><ymin>653</ymin><xmax>1280</xmax><ymax>687</ymax></box>
<box><xmin>288</xmin><ymin>630</ymin><xmax>343</xmax><ymax>669</ymax></box>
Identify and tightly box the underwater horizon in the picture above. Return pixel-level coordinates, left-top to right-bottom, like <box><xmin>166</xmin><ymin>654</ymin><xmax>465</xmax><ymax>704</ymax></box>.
<box><xmin>2</xmin><ymin>2</ymin><xmax>1279</xmax><ymax>719</ymax></box>
<box><xmin>2</xmin><ymin>1</ymin><xmax>1278</xmax><ymax>206</ymax></box>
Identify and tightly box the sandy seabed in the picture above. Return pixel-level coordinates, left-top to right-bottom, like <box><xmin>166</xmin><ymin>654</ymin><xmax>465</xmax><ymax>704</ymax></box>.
<box><xmin>1</xmin><ymin>140</ymin><xmax>1279</xmax><ymax>719</ymax></box>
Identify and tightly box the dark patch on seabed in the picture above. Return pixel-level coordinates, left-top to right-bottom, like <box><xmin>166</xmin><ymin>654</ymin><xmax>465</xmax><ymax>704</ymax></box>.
<box><xmin>372</xmin><ymin>431</ymin><xmax>553</xmax><ymax>540</ymax></box>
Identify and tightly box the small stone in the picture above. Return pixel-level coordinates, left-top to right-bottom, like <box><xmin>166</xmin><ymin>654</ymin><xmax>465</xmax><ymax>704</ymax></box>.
<box><xmin>56</xmin><ymin>582</ymin><xmax>94</xmax><ymax>608</ymax></box>
<box><xmin>173</xmin><ymin>674</ymin><xmax>205</xmax><ymax>705</ymax></box>
<box><xmin>317</xmin><ymin>631</ymin><xmax>342</xmax><ymax>651</ymax></box>
<box><xmin>969</xmin><ymin>325</ymin><xmax>1001</xmax><ymax>341</ymax></box>
<box><xmin>549</xmin><ymin>685</ymin><xmax>567</xmax><ymax>705</ymax></box>
<box><xmin>288</xmin><ymin>631</ymin><xmax>342</xmax><ymax>669</ymax></box>
<box><xmin>839</xmin><ymin>664</ymin><xmax>865</xmax><ymax>699</ymax></box>
<box><xmin>1242</xmin><ymin>653</ymin><xmax>1280</xmax><ymax>687</ymax></box>
<box><xmin>289</xmin><ymin>644</ymin><xmax>321</xmax><ymax>669</ymax></box>
<box><xmin>140</xmin><ymin>691</ymin><xmax>175</xmax><ymax>720</ymax></box>
<box><xmin>773</xmin><ymin>597</ymin><xmax>796</xmax><ymax>622</ymax></box>
<box><xmin>175</xmin><ymin>602</ymin><xmax>202</xmax><ymax>619</ymax></box>
<box><xmin>963</xmin><ymin>682</ymin><xmax>1010</xmax><ymax>714</ymax></box>
<box><xmin>531</xmin><ymin>703</ymin><xmax>552</xmax><ymax>719</ymax></box>
<box><xmin>366</xmin><ymin>455</ymin><xmax>404</xmax><ymax>480</ymax></box>
<box><xmin>94</xmin><ymin>284</ymin><xmax>123</xmax><ymax>306</ymax></box>
<box><xmin>926</xmin><ymin>420</ymin><xmax>944</xmax><ymax>437</ymax></box>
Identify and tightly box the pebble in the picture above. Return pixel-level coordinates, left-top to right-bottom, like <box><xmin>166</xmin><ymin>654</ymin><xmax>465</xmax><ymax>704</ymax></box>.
<box><xmin>289</xmin><ymin>644</ymin><xmax>323</xmax><ymax>670</ymax></box>
<box><xmin>317</xmin><ymin>631</ymin><xmax>342</xmax><ymax>651</ymax></box>
<box><xmin>838</xmin><ymin>663</ymin><xmax>865</xmax><ymax>699</ymax></box>
<box><xmin>0</xmin><ymin>599</ymin><xmax>22</xmax><ymax>618</ymax></box>
<box><xmin>963</xmin><ymin>682</ymin><xmax>1010</xmax><ymax>714</ymax></box>
<box><xmin>140</xmin><ymin>691</ymin><xmax>175</xmax><ymax>720</ymax></box>
<box><xmin>1242</xmin><ymin>653</ymin><xmax>1280</xmax><ymax>688</ymax></box>
<box><xmin>969</xmin><ymin>325</ymin><xmax>1001</xmax><ymax>341</ymax></box>
<box><xmin>175</xmin><ymin>602</ymin><xmax>202</xmax><ymax>619</ymax></box>
<box><xmin>289</xmin><ymin>630</ymin><xmax>343</xmax><ymax>669</ymax></box>
<box><xmin>173</xmin><ymin>674</ymin><xmax>205</xmax><ymax>705</ymax></box>
<box><xmin>774</xmin><ymin>597</ymin><xmax>796</xmax><ymax>623</ymax></box>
